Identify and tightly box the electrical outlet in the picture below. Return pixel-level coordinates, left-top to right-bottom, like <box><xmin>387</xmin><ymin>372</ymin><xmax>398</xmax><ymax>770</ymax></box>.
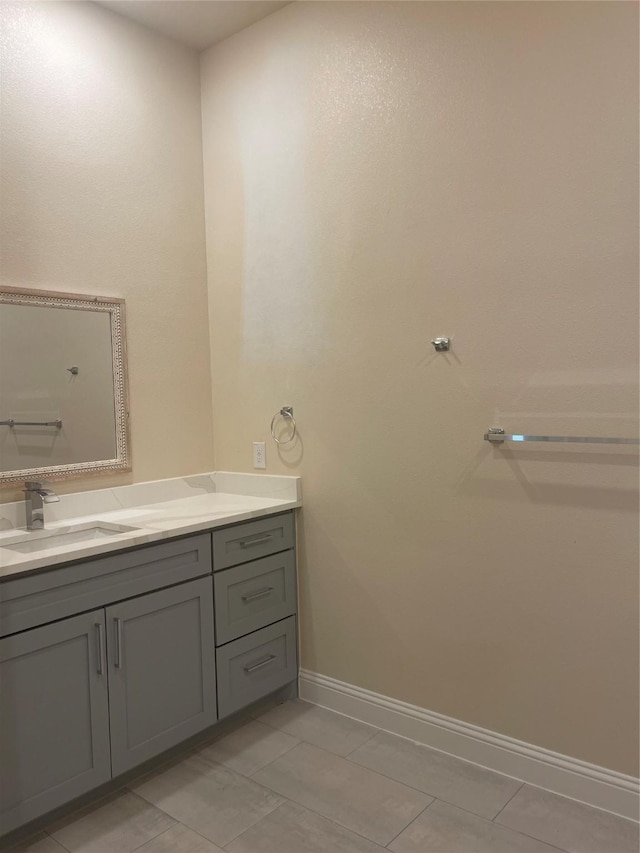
<box><xmin>252</xmin><ymin>441</ymin><xmax>266</xmax><ymax>469</ymax></box>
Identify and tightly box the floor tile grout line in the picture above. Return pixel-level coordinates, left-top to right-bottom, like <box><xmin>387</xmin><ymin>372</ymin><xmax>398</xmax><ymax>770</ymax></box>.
<box><xmin>215</xmin><ymin>784</ymin><xmax>407</xmax><ymax>851</ymax></box>
<box><xmin>126</xmin><ymin>787</ymin><xmax>179</xmax><ymax>821</ymax></box>
<box><xmin>123</xmin><ymin>787</ymin><xmax>183</xmax><ymax>841</ymax></box>
<box><xmin>43</xmin><ymin>830</ymin><xmax>73</xmax><ymax>853</ymax></box>
<box><xmin>487</xmin><ymin>786</ymin><xmax>575</xmax><ymax>853</ymax></box>
<box><xmin>124</xmin><ymin>759</ymin><xmax>286</xmax><ymax>853</ymax></box>
<box><xmin>291</xmin><ymin>700</ymin><xmax>585</xmax><ymax>815</ymax></box>
<box><xmin>246</xmin><ymin>794</ymin><xmax>396</xmax><ymax>850</ymax></box>
<box><xmin>33</xmin><ymin>703</ymin><xmax>622</xmax><ymax>853</ymax></box>
<box><xmin>209</xmin><ymin>798</ymin><xmax>284</xmax><ymax>850</ymax></box>
<box><xmin>255</xmin><ymin>700</ymin><xmax>381</xmax><ymax>746</ymax></box>
<box><xmin>239</xmin><ymin>737</ymin><xmax>302</xmax><ymax>779</ymax></box>
<box><xmin>189</xmin><ymin>719</ymin><xmax>302</xmax><ymax>776</ymax></box>
<box><xmin>332</xmin><ymin>720</ymin><xmax>524</xmax><ymax>787</ymax></box>
<box><xmin>206</xmin><ymin>702</ymin><xmax>378</xmax><ymax>768</ymax></box>
<box><xmin>490</xmin><ymin>780</ymin><xmax>525</xmax><ymax>823</ymax></box>
<box><xmin>120</xmin><ymin>732</ymin><xmax>295</xmax><ymax>835</ymax></box>
<box><xmin>48</xmin><ymin>736</ymin><xmax>526</xmax><ymax>853</ymax></box>
<box><xmin>220</xmin><ymin>801</ymin><xmax>292</xmax><ymax>852</ymax></box>
<box><xmin>383</xmin><ymin>794</ymin><xmax>572</xmax><ymax>853</ymax></box>
<box><xmin>511</xmin><ymin>832</ymin><xmax>569</xmax><ymax>853</ymax></box>
<box><xmin>16</xmin><ymin>704</ymin><xmax>628</xmax><ymax>853</ymax></box>
<box><xmin>245</xmin><ymin>737</ymin><xmax>507</xmax><ymax>849</ymax></box>
<box><xmin>383</xmin><ymin>797</ymin><xmax>437</xmax><ymax>849</ymax></box>
<box><xmin>342</xmin><ymin>726</ymin><xmax>382</xmax><ymax>758</ymax></box>
<box><xmin>247</xmin><ymin>708</ymin><xmax>528</xmax><ymax>813</ymax></box>
<box><xmin>488</xmin><ymin>789</ymin><xmax>574</xmax><ymax>853</ymax></box>
<box><xmin>410</xmin><ymin>795</ymin><xmax>524</xmax><ymax>829</ymax></box>
<box><xmin>124</xmin><ymin>746</ymin><xmax>224</xmax><ymax>795</ymax></box>
<box><xmin>249</xmin><ymin>715</ymin><xmax>294</xmax><ymax>738</ymax></box>
<box><xmin>42</xmin><ymin>786</ymin><xmax>136</xmax><ymax>845</ymax></box>
<box><xmin>183</xmin><ymin>821</ymin><xmax>231</xmax><ymax>852</ymax></box>
<box><xmin>249</xmin><ymin>736</ymin><xmax>524</xmax><ymax>826</ymax></box>
<box><xmin>339</xmin><ymin>744</ymin><xmax>522</xmax><ymax>818</ymax></box>
<box><xmin>7</xmin><ymin>825</ymin><xmax>62</xmax><ymax>851</ymax></box>
<box><xmin>22</xmin><ymin>771</ymin><xmax>600</xmax><ymax>853</ymax></box>
<box><xmin>126</xmin><ymin>821</ymin><xmax>180</xmax><ymax>853</ymax></box>
<box><xmin>254</xmin><ymin>709</ymin><xmax>639</xmax><ymax>840</ymax></box>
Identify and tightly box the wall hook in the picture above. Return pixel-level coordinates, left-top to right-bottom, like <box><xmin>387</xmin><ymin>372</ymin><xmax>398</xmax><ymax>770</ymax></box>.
<box><xmin>66</xmin><ymin>366</ymin><xmax>79</xmax><ymax>375</ymax></box>
<box><xmin>431</xmin><ymin>337</ymin><xmax>450</xmax><ymax>352</ymax></box>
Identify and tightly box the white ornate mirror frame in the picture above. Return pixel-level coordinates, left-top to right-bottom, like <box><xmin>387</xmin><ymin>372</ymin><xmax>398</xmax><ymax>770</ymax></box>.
<box><xmin>0</xmin><ymin>286</ymin><xmax>131</xmax><ymax>485</ymax></box>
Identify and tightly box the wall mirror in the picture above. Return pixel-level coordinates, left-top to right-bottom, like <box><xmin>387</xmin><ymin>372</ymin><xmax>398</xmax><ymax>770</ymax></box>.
<box><xmin>0</xmin><ymin>286</ymin><xmax>130</xmax><ymax>485</ymax></box>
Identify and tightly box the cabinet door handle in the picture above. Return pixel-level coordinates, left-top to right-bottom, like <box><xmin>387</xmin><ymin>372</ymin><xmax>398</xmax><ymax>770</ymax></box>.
<box><xmin>114</xmin><ymin>617</ymin><xmax>123</xmax><ymax>668</ymax></box>
<box><xmin>244</xmin><ymin>654</ymin><xmax>277</xmax><ymax>674</ymax></box>
<box><xmin>241</xmin><ymin>586</ymin><xmax>274</xmax><ymax>603</ymax></box>
<box><xmin>239</xmin><ymin>534</ymin><xmax>272</xmax><ymax>549</ymax></box>
<box><xmin>96</xmin><ymin>622</ymin><xmax>106</xmax><ymax>676</ymax></box>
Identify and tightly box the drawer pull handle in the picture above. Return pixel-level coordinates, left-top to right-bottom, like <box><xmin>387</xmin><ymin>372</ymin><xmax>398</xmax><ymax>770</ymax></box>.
<box><xmin>239</xmin><ymin>534</ymin><xmax>273</xmax><ymax>549</ymax></box>
<box><xmin>244</xmin><ymin>654</ymin><xmax>277</xmax><ymax>674</ymax></box>
<box><xmin>241</xmin><ymin>586</ymin><xmax>274</xmax><ymax>603</ymax></box>
<box><xmin>96</xmin><ymin>623</ymin><xmax>106</xmax><ymax>676</ymax></box>
<box><xmin>114</xmin><ymin>617</ymin><xmax>123</xmax><ymax>668</ymax></box>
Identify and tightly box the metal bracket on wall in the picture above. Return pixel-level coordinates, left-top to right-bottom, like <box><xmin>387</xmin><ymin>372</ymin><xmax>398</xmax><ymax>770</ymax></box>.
<box><xmin>431</xmin><ymin>337</ymin><xmax>450</xmax><ymax>352</ymax></box>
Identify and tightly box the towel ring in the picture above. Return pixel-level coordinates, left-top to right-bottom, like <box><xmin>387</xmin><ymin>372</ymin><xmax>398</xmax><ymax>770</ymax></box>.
<box><xmin>270</xmin><ymin>406</ymin><xmax>297</xmax><ymax>445</ymax></box>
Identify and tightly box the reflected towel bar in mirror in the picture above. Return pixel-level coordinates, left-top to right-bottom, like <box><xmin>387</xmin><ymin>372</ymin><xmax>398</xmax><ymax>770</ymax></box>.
<box><xmin>484</xmin><ymin>428</ymin><xmax>639</xmax><ymax>446</ymax></box>
<box><xmin>1</xmin><ymin>419</ymin><xmax>62</xmax><ymax>428</ymax></box>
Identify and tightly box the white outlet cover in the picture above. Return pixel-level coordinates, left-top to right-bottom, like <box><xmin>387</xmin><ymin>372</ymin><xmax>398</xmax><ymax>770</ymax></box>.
<box><xmin>252</xmin><ymin>441</ymin><xmax>266</xmax><ymax>469</ymax></box>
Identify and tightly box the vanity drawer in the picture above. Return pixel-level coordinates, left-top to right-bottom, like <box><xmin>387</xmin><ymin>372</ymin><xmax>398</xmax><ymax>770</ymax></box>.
<box><xmin>212</xmin><ymin>512</ymin><xmax>294</xmax><ymax>571</ymax></box>
<box><xmin>216</xmin><ymin>616</ymin><xmax>297</xmax><ymax>718</ymax></box>
<box><xmin>214</xmin><ymin>551</ymin><xmax>296</xmax><ymax>645</ymax></box>
<box><xmin>0</xmin><ymin>534</ymin><xmax>212</xmax><ymax>637</ymax></box>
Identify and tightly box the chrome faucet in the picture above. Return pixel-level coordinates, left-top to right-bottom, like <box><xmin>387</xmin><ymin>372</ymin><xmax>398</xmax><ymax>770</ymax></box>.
<box><xmin>24</xmin><ymin>481</ymin><xmax>60</xmax><ymax>530</ymax></box>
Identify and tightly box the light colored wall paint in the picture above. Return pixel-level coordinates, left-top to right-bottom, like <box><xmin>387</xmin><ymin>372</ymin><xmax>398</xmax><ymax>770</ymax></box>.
<box><xmin>201</xmin><ymin>1</ymin><xmax>639</xmax><ymax>775</ymax></box>
<box><xmin>0</xmin><ymin>1</ymin><xmax>213</xmax><ymax>500</ymax></box>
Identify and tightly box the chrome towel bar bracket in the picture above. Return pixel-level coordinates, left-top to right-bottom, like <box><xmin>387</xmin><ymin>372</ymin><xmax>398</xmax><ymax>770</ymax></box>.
<box><xmin>484</xmin><ymin>427</ymin><xmax>639</xmax><ymax>446</ymax></box>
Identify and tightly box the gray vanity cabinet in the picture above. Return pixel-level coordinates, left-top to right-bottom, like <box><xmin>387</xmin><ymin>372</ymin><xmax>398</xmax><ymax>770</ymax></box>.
<box><xmin>0</xmin><ymin>537</ymin><xmax>217</xmax><ymax>837</ymax></box>
<box><xmin>107</xmin><ymin>576</ymin><xmax>216</xmax><ymax>776</ymax></box>
<box><xmin>0</xmin><ymin>610</ymin><xmax>112</xmax><ymax>834</ymax></box>
<box><xmin>0</xmin><ymin>512</ymin><xmax>297</xmax><ymax>838</ymax></box>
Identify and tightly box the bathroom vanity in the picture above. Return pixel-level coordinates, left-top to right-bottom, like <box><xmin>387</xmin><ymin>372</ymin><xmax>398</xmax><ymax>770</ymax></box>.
<box><xmin>0</xmin><ymin>473</ymin><xmax>300</xmax><ymax>837</ymax></box>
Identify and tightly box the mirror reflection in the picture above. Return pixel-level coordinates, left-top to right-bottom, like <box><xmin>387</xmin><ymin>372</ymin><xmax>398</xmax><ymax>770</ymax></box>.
<box><xmin>0</xmin><ymin>287</ymin><xmax>130</xmax><ymax>484</ymax></box>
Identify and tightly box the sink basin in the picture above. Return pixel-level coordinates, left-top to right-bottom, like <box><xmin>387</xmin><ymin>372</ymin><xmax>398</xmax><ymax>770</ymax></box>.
<box><xmin>0</xmin><ymin>522</ymin><xmax>140</xmax><ymax>554</ymax></box>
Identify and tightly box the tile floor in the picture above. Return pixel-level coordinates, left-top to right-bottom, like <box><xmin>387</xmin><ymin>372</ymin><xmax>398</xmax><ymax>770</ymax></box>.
<box><xmin>6</xmin><ymin>700</ymin><xmax>639</xmax><ymax>853</ymax></box>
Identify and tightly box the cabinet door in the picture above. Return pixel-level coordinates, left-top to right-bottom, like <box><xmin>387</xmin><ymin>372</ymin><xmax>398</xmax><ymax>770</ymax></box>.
<box><xmin>0</xmin><ymin>610</ymin><xmax>111</xmax><ymax>835</ymax></box>
<box><xmin>107</xmin><ymin>577</ymin><xmax>216</xmax><ymax>777</ymax></box>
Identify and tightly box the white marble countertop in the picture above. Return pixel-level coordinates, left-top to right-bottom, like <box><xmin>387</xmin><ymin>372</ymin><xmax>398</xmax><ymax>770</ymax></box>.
<box><xmin>0</xmin><ymin>472</ymin><xmax>301</xmax><ymax>579</ymax></box>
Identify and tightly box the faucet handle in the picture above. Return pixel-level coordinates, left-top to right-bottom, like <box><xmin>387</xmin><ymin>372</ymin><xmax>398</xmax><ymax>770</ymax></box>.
<box><xmin>24</xmin><ymin>481</ymin><xmax>60</xmax><ymax>502</ymax></box>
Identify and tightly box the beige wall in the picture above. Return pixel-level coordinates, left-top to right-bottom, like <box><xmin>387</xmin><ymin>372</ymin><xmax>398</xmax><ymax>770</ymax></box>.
<box><xmin>1</xmin><ymin>0</ymin><xmax>636</xmax><ymax>779</ymax></box>
<box><xmin>201</xmin><ymin>1</ymin><xmax>639</xmax><ymax>775</ymax></box>
<box><xmin>0</xmin><ymin>1</ymin><xmax>213</xmax><ymax>499</ymax></box>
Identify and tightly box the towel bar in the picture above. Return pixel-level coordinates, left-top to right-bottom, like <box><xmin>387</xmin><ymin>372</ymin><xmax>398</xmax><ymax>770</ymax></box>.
<box><xmin>484</xmin><ymin>428</ymin><xmax>639</xmax><ymax>446</ymax></box>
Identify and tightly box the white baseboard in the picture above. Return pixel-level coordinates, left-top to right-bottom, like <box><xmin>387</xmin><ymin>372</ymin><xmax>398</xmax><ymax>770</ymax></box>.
<box><xmin>298</xmin><ymin>669</ymin><xmax>639</xmax><ymax>822</ymax></box>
